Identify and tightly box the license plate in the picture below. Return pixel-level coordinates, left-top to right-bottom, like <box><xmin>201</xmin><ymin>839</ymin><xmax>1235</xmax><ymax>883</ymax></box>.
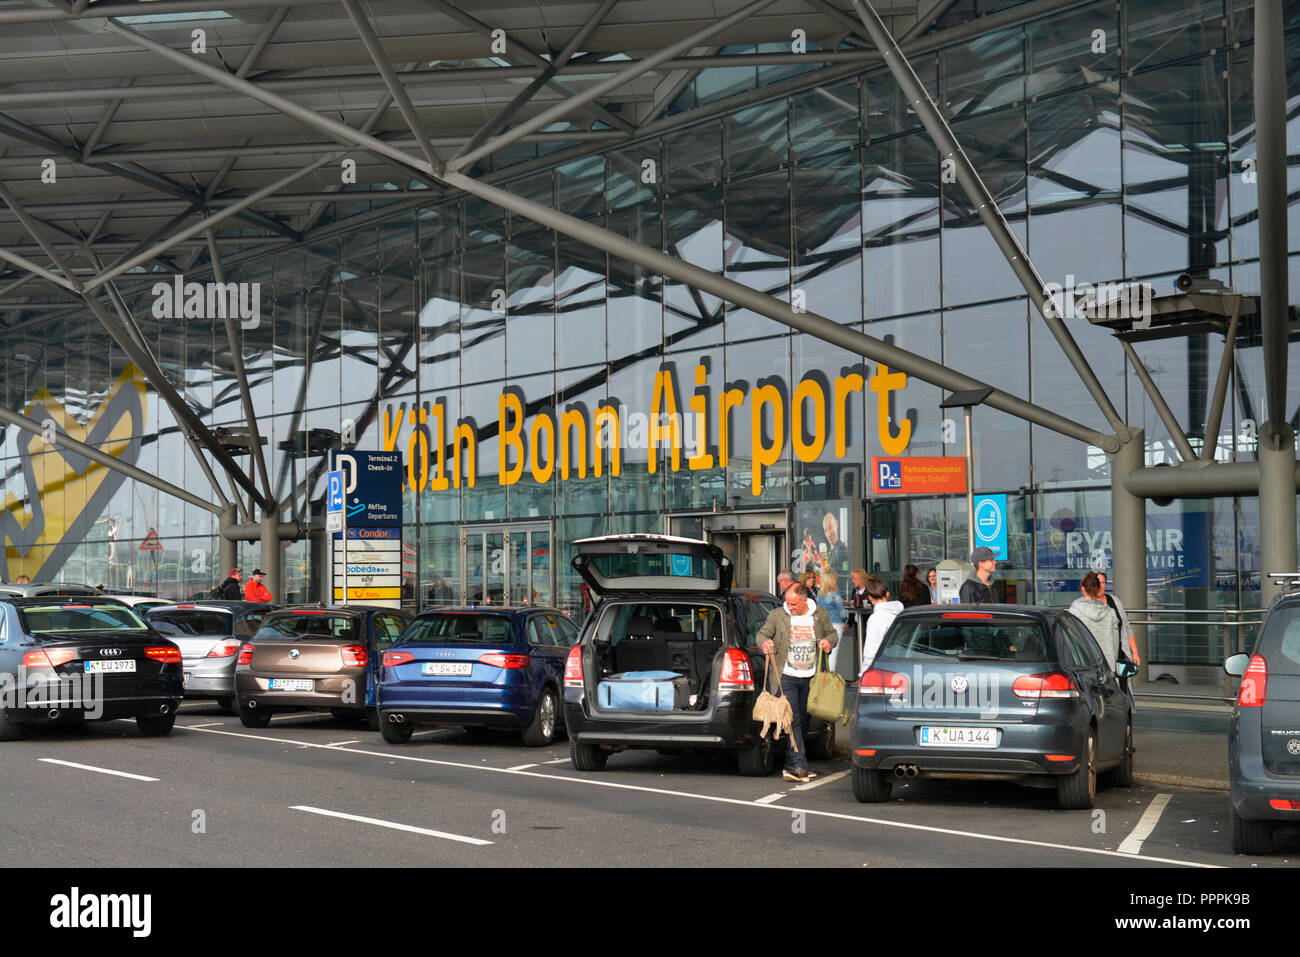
<box><xmin>84</xmin><ymin>659</ymin><xmax>137</xmax><ymax>674</ymax></box>
<box><xmin>269</xmin><ymin>678</ymin><xmax>314</xmax><ymax>691</ymax></box>
<box><xmin>918</xmin><ymin>726</ymin><xmax>998</xmax><ymax>748</ymax></box>
<box><xmin>422</xmin><ymin>662</ymin><xmax>473</xmax><ymax>676</ymax></box>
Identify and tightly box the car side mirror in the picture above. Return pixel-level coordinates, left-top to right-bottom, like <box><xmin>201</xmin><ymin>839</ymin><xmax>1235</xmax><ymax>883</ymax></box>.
<box><xmin>1223</xmin><ymin>653</ymin><xmax>1250</xmax><ymax>677</ymax></box>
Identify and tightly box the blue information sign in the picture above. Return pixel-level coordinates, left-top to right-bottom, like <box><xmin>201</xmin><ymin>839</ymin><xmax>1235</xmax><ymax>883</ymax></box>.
<box><xmin>330</xmin><ymin>451</ymin><xmax>403</xmax><ymax>528</ymax></box>
<box><xmin>973</xmin><ymin>494</ymin><xmax>1008</xmax><ymax>559</ymax></box>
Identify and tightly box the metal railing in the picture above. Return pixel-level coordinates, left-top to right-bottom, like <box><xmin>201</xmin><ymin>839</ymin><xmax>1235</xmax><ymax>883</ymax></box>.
<box><xmin>1126</xmin><ymin>607</ymin><xmax>1266</xmax><ymax>702</ymax></box>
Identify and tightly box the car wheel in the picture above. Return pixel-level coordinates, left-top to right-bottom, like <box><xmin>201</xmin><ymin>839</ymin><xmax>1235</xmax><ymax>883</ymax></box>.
<box><xmin>137</xmin><ymin>712</ymin><xmax>176</xmax><ymax>737</ymax></box>
<box><xmin>569</xmin><ymin>737</ymin><xmax>608</xmax><ymax>771</ymax></box>
<box><xmin>1057</xmin><ymin>727</ymin><xmax>1097</xmax><ymax>810</ymax></box>
<box><xmin>238</xmin><ymin>700</ymin><xmax>272</xmax><ymax>729</ymax></box>
<box><xmin>851</xmin><ymin>764</ymin><xmax>892</xmax><ymax>803</ymax></box>
<box><xmin>737</xmin><ymin>733</ymin><xmax>776</xmax><ymax>776</ymax></box>
<box><xmin>521</xmin><ymin>687</ymin><xmax>558</xmax><ymax>747</ymax></box>
<box><xmin>809</xmin><ymin>720</ymin><xmax>836</xmax><ymax>762</ymax></box>
<box><xmin>1102</xmin><ymin>719</ymin><xmax>1134</xmax><ymax>788</ymax></box>
<box><xmin>1230</xmin><ymin>806</ymin><xmax>1274</xmax><ymax>855</ymax></box>
<box><xmin>216</xmin><ymin>697</ymin><xmax>236</xmax><ymax>716</ymax></box>
<box><xmin>0</xmin><ymin>707</ymin><xmax>24</xmax><ymax>742</ymax></box>
<box><xmin>380</xmin><ymin>715</ymin><xmax>414</xmax><ymax>744</ymax></box>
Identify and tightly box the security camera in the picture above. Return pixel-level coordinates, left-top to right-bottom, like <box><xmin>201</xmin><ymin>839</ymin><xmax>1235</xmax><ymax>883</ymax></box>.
<box><xmin>1174</xmin><ymin>274</ymin><xmax>1228</xmax><ymax>295</ymax></box>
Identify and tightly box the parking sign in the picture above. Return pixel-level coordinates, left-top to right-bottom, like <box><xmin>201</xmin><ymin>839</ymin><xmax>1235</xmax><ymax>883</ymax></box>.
<box><xmin>326</xmin><ymin>469</ymin><xmax>345</xmax><ymax>533</ymax></box>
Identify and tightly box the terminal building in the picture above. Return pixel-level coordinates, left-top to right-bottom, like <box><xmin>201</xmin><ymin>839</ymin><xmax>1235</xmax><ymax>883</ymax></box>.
<box><xmin>0</xmin><ymin>0</ymin><xmax>1296</xmax><ymax>689</ymax></box>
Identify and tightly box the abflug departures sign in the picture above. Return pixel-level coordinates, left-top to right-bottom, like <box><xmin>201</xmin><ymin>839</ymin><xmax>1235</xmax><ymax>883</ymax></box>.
<box><xmin>331</xmin><ymin>451</ymin><xmax>402</xmax><ymax>527</ymax></box>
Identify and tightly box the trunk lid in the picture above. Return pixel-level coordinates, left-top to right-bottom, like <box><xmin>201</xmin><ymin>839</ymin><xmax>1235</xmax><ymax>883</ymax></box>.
<box><xmin>571</xmin><ymin>534</ymin><xmax>732</xmax><ymax>597</ymax></box>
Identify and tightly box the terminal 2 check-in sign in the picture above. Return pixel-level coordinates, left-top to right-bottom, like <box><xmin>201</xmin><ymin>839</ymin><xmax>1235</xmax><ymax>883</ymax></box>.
<box><xmin>328</xmin><ymin>451</ymin><xmax>404</xmax><ymax>608</ymax></box>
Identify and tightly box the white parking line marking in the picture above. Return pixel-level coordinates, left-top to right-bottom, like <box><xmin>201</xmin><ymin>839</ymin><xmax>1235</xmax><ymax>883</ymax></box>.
<box><xmin>793</xmin><ymin>770</ymin><xmax>850</xmax><ymax>792</ymax></box>
<box><xmin>270</xmin><ymin>712</ymin><xmax>330</xmax><ymax>721</ymax></box>
<box><xmin>183</xmin><ymin>722</ymin><xmax>223</xmax><ymax>729</ymax></box>
<box><xmin>541</xmin><ymin>757</ymin><xmax>570</xmax><ymax>765</ymax></box>
<box><xmin>326</xmin><ymin>740</ymin><xmax>360</xmax><ymax>747</ymax></box>
<box><xmin>290</xmin><ymin>806</ymin><xmax>492</xmax><ymax>846</ymax></box>
<box><xmin>754</xmin><ymin>793</ymin><xmax>786</xmax><ymax>804</ymax></box>
<box><xmin>184</xmin><ymin>726</ymin><xmax>1218</xmax><ymax>868</ymax></box>
<box><xmin>39</xmin><ymin>759</ymin><xmax>158</xmax><ymax>782</ymax></box>
<box><xmin>1118</xmin><ymin>793</ymin><xmax>1173</xmax><ymax>855</ymax></box>
<box><xmin>411</xmin><ymin>730</ymin><xmax>440</xmax><ymax>737</ymax></box>
<box><xmin>508</xmin><ymin>763</ymin><xmax>538</xmax><ymax>771</ymax></box>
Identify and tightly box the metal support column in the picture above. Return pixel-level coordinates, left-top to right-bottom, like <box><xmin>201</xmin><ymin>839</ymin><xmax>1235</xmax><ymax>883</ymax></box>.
<box><xmin>261</xmin><ymin>507</ymin><xmax>282</xmax><ymax>604</ymax></box>
<box><xmin>1110</xmin><ymin>428</ymin><xmax>1147</xmax><ymax>674</ymax></box>
<box><xmin>1259</xmin><ymin>423</ymin><xmax>1299</xmax><ymax>606</ymax></box>
<box><xmin>219</xmin><ymin>503</ymin><xmax>238</xmax><ymax>581</ymax></box>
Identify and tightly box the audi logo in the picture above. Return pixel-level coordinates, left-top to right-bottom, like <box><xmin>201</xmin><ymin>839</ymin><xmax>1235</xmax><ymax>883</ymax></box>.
<box><xmin>98</xmin><ymin>648</ymin><xmax>123</xmax><ymax>657</ymax></box>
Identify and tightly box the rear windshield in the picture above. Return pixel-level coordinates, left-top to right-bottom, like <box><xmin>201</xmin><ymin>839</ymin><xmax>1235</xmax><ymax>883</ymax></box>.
<box><xmin>1259</xmin><ymin>605</ymin><xmax>1300</xmax><ymax>675</ymax></box>
<box><xmin>148</xmin><ymin>610</ymin><xmax>233</xmax><ymax>636</ymax></box>
<box><xmin>878</xmin><ymin>617</ymin><xmax>1053</xmax><ymax>663</ymax></box>
<box><xmin>398</xmin><ymin>614</ymin><xmax>515</xmax><ymax>644</ymax></box>
<box><xmin>255</xmin><ymin>614</ymin><xmax>357</xmax><ymax>641</ymax></box>
<box><xmin>592</xmin><ymin>603</ymin><xmax>726</xmax><ymax>644</ymax></box>
<box><xmin>585</xmin><ymin>551</ymin><xmax>721</xmax><ymax>591</ymax></box>
<box><xmin>19</xmin><ymin>604</ymin><xmax>148</xmax><ymax>634</ymax></box>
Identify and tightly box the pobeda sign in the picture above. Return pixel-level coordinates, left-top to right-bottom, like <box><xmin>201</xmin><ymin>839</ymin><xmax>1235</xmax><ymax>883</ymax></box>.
<box><xmin>383</xmin><ymin>359</ymin><xmax>913</xmax><ymax>496</ymax></box>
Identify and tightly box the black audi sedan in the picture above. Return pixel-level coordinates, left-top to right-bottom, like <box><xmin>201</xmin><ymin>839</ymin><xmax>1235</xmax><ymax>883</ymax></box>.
<box><xmin>0</xmin><ymin>597</ymin><xmax>183</xmax><ymax>739</ymax></box>
<box><xmin>1224</xmin><ymin>581</ymin><xmax>1300</xmax><ymax>855</ymax></box>
<box><xmin>850</xmin><ymin>604</ymin><xmax>1133</xmax><ymax>810</ymax></box>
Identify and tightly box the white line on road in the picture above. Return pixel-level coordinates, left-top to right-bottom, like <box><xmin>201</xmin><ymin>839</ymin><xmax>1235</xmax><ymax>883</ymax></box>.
<box><xmin>290</xmin><ymin>806</ymin><xmax>492</xmax><ymax>845</ymax></box>
<box><xmin>183</xmin><ymin>722</ymin><xmax>223</xmax><ymax>729</ymax></box>
<box><xmin>38</xmin><ymin>759</ymin><xmax>158</xmax><ymax>782</ymax></box>
<box><xmin>508</xmin><ymin>763</ymin><xmax>538</xmax><ymax>771</ymax></box>
<box><xmin>754</xmin><ymin>793</ymin><xmax>786</xmax><ymax>804</ymax></box>
<box><xmin>1118</xmin><ymin>793</ymin><xmax>1173</xmax><ymax>855</ymax></box>
<box><xmin>793</xmin><ymin>770</ymin><xmax>851</xmax><ymax>792</ymax></box>
<box><xmin>541</xmin><ymin>757</ymin><xmax>570</xmax><ymax>765</ymax></box>
<box><xmin>183</xmin><ymin>726</ymin><xmax>1218</xmax><ymax>868</ymax></box>
<box><xmin>326</xmin><ymin>740</ymin><xmax>361</xmax><ymax>747</ymax></box>
<box><xmin>270</xmin><ymin>712</ymin><xmax>330</xmax><ymax>721</ymax></box>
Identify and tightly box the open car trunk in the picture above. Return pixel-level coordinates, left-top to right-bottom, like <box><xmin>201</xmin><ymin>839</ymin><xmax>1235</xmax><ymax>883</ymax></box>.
<box><xmin>587</xmin><ymin>600</ymin><xmax>728</xmax><ymax>713</ymax></box>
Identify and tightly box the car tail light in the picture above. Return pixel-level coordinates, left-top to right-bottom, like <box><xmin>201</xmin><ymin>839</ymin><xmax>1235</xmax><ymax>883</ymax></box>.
<box><xmin>383</xmin><ymin>651</ymin><xmax>414</xmax><ymax>668</ymax></box>
<box><xmin>478</xmin><ymin>653</ymin><xmax>530</xmax><ymax>669</ymax></box>
<box><xmin>719</xmin><ymin>648</ymin><xmax>754</xmax><ymax>690</ymax></box>
<box><xmin>1045</xmin><ymin>754</ymin><xmax>1075</xmax><ymax>762</ymax></box>
<box><xmin>564</xmin><ymin>646</ymin><xmax>583</xmax><ymax>688</ymax></box>
<box><xmin>236</xmin><ymin>643</ymin><xmax>255</xmax><ymax>666</ymax></box>
<box><xmin>859</xmin><ymin>668</ymin><xmax>908</xmax><ymax>697</ymax></box>
<box><xmin>1012</xmin><ymin>672</ymin><xmax>1078</xmax><ymax>699</ymax></box>
<box><xmin>23</xmin><ymin>648</ymin><xmax>76</xmax><ymax>668</ymax></box>
<box><xmin>942</xmin><ymin>612</ymin><xmax>993</xmax><ymax>618</ymax></box>
<box><xmin>1238</xmin><ymin>655</ymin><xmax>1267</xmax><ymax>707</ymax></box>
<box><xmin>340</xmin><ymin>645</ymin><xmax>367</xmax><ymax>667</ymax></box>
<box><xmin>1268</xmin><ymin>799</ymin><xmax>1300</xmax><ymax>811</ymax></box>
<box><xmin>206</xmin><ymin>638</ymin><xmax>241</xmax><ymax>658</ymax></box>
<box><xmin>145</xmin><ymin>646</ymin><xmax>181</xmax><ymax>663</ymax></box>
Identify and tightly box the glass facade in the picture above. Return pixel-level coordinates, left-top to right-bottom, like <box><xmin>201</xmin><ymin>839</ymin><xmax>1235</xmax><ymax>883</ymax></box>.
<box><xmin>3</xmin><ymin>0</ymin><xmax>1298</xmax><ymax>668</ymax></box>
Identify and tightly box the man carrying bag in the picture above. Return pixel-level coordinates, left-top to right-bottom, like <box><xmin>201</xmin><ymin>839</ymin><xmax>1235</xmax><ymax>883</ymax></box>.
<box><xmin>757</xmin><ymin>582</ymin><xmax>837</xmax><ymax>784</ymax></box>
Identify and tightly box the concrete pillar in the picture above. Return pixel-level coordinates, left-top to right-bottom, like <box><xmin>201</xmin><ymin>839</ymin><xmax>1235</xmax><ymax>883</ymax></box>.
<box><xmin>261</xmin><ymin>506</ymin><xmax>281</xmax><ymax>603</ymax></box>
<box><xmin>218</xmin><ymin>503</ymin><xmax>238</xmax><ymax>586</ymax></box>
<box><xmin>1259</xmin><ymin>423</ymin><xmax>1298</xmax><ymax>606</ymax></box>
<box><xmin>1110</xmin><ymin>428</ymin><xmax>1147</xmax><ymax>673</ymax></box>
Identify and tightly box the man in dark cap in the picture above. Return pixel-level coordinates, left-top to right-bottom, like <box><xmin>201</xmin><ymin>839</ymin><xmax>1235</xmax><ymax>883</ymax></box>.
<box><xmin>959</xmin><ymin>547</ymin><xmax>997</xmax><ymax>604</ymax></box>
<box><xmin>244</xmin><ymin>568</ymin><xmax>272</xmax><ymax>603</ymax></box>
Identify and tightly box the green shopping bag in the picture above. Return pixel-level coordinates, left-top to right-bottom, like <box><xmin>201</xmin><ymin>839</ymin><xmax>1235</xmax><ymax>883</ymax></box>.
<box><xmin>807</xmin><ymin>649</ymin><xmax>849</xmax><ymax>726</ymax></box>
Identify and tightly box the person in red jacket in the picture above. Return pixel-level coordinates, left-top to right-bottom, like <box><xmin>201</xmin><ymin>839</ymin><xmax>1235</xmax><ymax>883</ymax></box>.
<box><xmin>244</xmin><ymin>568</ymin><xmax>272</xmax><ymax>603</ymax></box>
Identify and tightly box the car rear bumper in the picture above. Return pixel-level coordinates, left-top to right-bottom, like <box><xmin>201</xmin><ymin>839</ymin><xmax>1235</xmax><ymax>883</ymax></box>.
<box><xmin>1229</xmin><ymin>711</ymin><xmax>1300</xmax><ymax>820</ymax></box>
<box><xmin>4</xmin><ymin>694</ymin><xmax>182</xmax><ymax>723</ymax></box>
<box><xmin>851</xmin><ymin>713</ymin><xmax>1084</xmax><ymax>777</ymax></box>
<box><xmin>379</xmin><ymin>681</ymin><xmax>537</xmax><ymax>726</ymax></box>
<box><xmin>379</xmin><ymin>705</ymin><xmax>529</xmax><ymax>727</ymax></box>
<box><xmin>564</xmin><ymin>696</ymin><xmax>755</xmax><ymax>750</ymax></box>
<box><xmin>181</xmin><ymin>659</ymin><xmax>234</xmax><ymax>697</ymax></box>
<box><xmin>234</xmin><ymin>673</ymin><xmax>361</xmax><ymax>710</ymax></box>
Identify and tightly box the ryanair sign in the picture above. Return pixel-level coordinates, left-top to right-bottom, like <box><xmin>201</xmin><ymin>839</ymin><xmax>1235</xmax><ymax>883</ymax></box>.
<box><xmin>383</xmin><ymin>358</ymin><xmax>912</xmax><ymax>496</ymax></box>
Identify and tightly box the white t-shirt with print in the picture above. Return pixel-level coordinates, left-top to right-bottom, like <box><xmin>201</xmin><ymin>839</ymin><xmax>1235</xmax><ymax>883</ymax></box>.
<box><xmin>784</xmin><ymin>610</ymin><xmax>818</xmax><ymax>678</ymax></box>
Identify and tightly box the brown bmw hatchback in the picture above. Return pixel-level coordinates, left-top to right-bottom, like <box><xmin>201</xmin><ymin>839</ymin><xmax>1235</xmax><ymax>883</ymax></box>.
<box><xmin>233</xmin><ymin>605</ymin><xmax>410</xmax><ymax>730</ymax></box>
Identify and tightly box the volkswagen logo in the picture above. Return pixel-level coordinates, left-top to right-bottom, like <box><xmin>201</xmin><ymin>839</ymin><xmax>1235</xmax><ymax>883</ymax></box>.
<box><xmin>950</xmin><ymin>675</ymin><xmax>969</xmax><ymax>694</ymax></box>
<box><xmin>1288</xmin><ymin>739</ymin><xmax>1300</xmax><ymax>756</ymax></box>
<box><xmin>289</xmin><ymin>648</ymin><xmax>300</xmax><ymax>659</ymax></box>
<box><xmin>98</xmin><ymin>648</ymin><xmax>122</xmax><ymax>657</ymax></box>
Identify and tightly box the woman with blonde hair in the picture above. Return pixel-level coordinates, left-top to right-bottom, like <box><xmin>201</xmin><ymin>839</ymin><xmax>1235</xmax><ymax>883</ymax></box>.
<box><xmin>799</xmin><ymin>569</ymin><xmax>819</xmax><ymax>599</ymax></box>
<box><xmin>817</xmin><ymin>569</ymin><xmax>847</xmax><ymax>671</ymax></box>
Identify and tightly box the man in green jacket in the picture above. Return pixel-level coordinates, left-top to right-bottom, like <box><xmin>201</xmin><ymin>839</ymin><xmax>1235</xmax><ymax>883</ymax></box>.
<box><xmin>758</xmin><ymin>583</ymin><xmax>837</xmax><ymax>784</ymax></box>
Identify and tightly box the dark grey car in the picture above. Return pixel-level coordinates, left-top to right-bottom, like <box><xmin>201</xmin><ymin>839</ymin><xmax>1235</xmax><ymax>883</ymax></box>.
<box><xmin>1224</xmin><ymin>583</ymin><xmax>1300</xmax><ymax>854</ymax></box>
<box><xmin>850</xmin><ymin>605</ymin><xmax>1133</xmax><ymax>810</ymax></box>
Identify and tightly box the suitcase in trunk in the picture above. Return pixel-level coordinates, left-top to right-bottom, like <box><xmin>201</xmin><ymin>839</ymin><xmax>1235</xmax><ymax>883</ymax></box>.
<box><xmin>597</xmin><ymin>670</ymin><xmax>691</xmax><ymax>711</ymax></box>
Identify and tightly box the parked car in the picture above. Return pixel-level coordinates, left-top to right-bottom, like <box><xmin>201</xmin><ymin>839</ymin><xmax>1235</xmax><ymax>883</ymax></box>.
<box><xmin>377</xmin><ymin>607</ymin><xmax>577</xmax><ymax>746</ymax></box>
<box><xmin>1224</xmin><ymin>583</ymin><xmax>1300</xmax><ymax>854</ymax></box>
<box><xmin>561</xmin><ymin>534</ymin><xmax>834</xmax><ymax>776</ymax></box>
<box><xmin>0</xmin><ymin>597</ymin><xmax>182</xmax><ymax>739</ymax></box>
<box><xmin>145</xmin><ymin>601</ymin><xmax>277</xmax><ymax>714</ymax></box>
<box><xmin>850</xmin><ymin>605</ymin><xmax>1134</xmax><ymax>809</ymax></box>
<box><xmin>104</xmin><ymin>595</ymin><xmax>174</xmax><ymax>614</ymax></box>
<box><xmin>233</xmin><ymin>605</ymin><xmax>410</xmax><ymax>729</ymax></box>
<box><xmin>0</xmin><ymin>583</ymin><xmax>102</xmax><ymax>599</ymax></box>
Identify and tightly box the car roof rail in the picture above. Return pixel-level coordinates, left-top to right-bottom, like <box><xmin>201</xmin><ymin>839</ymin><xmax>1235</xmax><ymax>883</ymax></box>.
<box><xmin>1267</xmin><ymin>572</ymin><xmax>1300</xmax><ymax>594</ymax></box>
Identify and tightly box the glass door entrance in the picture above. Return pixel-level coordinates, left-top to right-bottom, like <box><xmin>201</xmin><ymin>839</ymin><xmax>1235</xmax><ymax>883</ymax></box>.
<box><xmin>667</xmin><ymin>511</ymin><xmax>788</xmax><ymax>595</ymax></box>
<box><xmin>460</xmin><ymin>523</ymin><xmax>553</xmax><ymax>606</ymax></box>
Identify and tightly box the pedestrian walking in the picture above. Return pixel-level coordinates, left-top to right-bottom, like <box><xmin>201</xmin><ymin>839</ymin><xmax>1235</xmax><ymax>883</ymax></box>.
<box><xmin>1069</xmin><ymin>571</ymin><xmax>1122</xmax><ymax>670</ymax></box>
<box><xmin>776</xmin><ymin>569</ymin><xmax>796</xmax><ymax>597</ymax></box>
<box><xmin>215</xmin><ymin>567</ymin><xmax>243</xmax><ymax>600</ymax></box>
<box><xmin>756</xmin><ymin>583</ymin><xmax>837</xmax><ymax>784</ymax></box>
<box><xmin>861</xmin><ymin>575</ymin><xmax>903</xmax><ymax>670</ymax></box>
<box><xmin>898</xmin><ymin>564</ymin><xmax>928</xmax><ymax>607</ymax></box>
<box><xmin>799</xmin><ymin>569</ymin><xmax>820</xmax><ymax>599</ymax></box>
<box><xmin>959</xmin><ymin>547</ymin><xmax>997</xmax><ymax>604</ymax></box>
<box><xmin>817</xmin><ymin>569</ymin><xmax>848</xmax><ymax>671</ymax></box>
<box><xmin>244</xmin><ymin>568</ymin><xmax>272</xmax><ymax>603</ymax></box>
<box><xmin>1097</xmin><ymin>571</ymin><xmax>1141</xmax><ymax>708</ymax></box>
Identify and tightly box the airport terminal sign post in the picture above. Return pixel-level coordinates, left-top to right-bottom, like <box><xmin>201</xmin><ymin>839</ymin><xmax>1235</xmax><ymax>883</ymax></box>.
<box><xmin>328</xmin><ymin>451</ymin><xmax>403</xmax><ymax>609</ymax></box>
<box><xmin>325</xmin><ymin>469</ymin><xmax>346</xmax><ymax>605</ymax></box>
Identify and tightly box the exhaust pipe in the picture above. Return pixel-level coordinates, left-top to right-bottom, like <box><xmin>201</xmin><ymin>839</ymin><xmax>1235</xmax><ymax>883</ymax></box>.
<box><xmin>905</xmin><ymin>765</ymin><xmax>919</xmax><ymax>778</ymax></box>
<box><xmin>894</xmin><ymin>764</ymin><xmax>919</xmax><ymax>778</ymax></box>
<box><xmin>47</xmin><ymin>708</ymin><xmax>60</xmax><ymax>720</ymax></box>
<box><xmin>388</xmin><ymin>713</ymin><xmax>406</xmax><ymax>724</ymax></box>
<box><xmin>247</xmin><ymin>699</ymin><xmax>257</xmax><ymax>709</ymax></box>
<box><xmin>160</xmin><ymin>704</ymin><xmax>170</xmax><ymax>714</ymax></box>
